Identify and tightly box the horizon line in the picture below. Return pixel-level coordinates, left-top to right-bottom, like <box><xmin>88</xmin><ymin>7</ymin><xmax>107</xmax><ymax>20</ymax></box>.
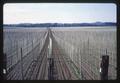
<box><xmin>4</xmin><ymin>21</ymin><xmax>116</xmax><ymax>25</ymax></box>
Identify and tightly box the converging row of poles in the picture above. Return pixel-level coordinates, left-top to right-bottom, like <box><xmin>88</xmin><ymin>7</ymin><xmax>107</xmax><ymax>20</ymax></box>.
<box><xmin>3</xmin><ymin>28</ymin><xmax>111</xmax><ymax>80</ymax></box>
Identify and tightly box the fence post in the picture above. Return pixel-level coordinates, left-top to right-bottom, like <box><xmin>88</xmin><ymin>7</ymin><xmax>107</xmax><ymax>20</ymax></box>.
<box><xmin>20</xmin><ymin>48</ymin><xmax>24</xmax><ymax>80</ymax></box>
<box><xmin>32</xmin><ymin>40</ymin><xmax>34</xmax><ymax>62</ymax></box>
<box><xmin>100</xmin><ymin>55</ymin><xmax>109</xmax><ymax>80</ymax></box>
<box><xmin>3</xmin><ymin>53</ymin><xmax>7</xmax><ymax>80</ymax></box>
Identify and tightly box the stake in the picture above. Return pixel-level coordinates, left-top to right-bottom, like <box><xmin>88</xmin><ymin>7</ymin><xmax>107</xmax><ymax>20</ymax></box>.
<box><xmin>20</xmin><ymin>48</ymin><xmax>24</xmax><ymax>80</ymax></box>
<box><xmin>3</xmin><ymin>53</ymin><xmax>7</xmax><ymax>80</ymax></box>
<box><xmin>100</xmin><ymin>55</ymin><xmax>109</xmax><ymax>80</ymax></box>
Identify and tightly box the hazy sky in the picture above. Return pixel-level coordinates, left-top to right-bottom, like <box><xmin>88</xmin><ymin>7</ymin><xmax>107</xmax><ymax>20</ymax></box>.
<box><xmin>4</xmin><ymin>3</ymin><xmax>116</xmax><ymax>24</ymax></box>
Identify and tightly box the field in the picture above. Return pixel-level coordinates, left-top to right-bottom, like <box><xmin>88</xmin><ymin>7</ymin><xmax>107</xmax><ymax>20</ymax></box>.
<box><xmin>3</xmin><ymin>26</ymin><xmax>116</xmax><ymax>80</ymax></box>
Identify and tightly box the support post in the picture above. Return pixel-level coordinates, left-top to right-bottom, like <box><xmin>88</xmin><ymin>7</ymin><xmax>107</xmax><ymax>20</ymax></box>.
<box><xmin>20</xmin><ymin>48</ymin><xmax>24</xmax><ymax>80</ymax></box>
<box><xmin>3</xmin><ymin>53</ymin><xmax>7</xmax><ymax>80</ymax></box>
<box><xmin>100</xmin><ymin>55</ymin><xmax>109</xmax><ymax>80</ymax></box>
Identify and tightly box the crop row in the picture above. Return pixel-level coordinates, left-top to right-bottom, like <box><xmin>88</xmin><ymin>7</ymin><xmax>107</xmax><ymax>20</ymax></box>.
<box><xmin>4</xmin><ymin>28</ymin><xmax>48</xmax><ymax>80</ymax></box>
<box><xmin>52</xmin><ymin>27</ymin><xmax>116</xmax><ymax>80</ymax></box>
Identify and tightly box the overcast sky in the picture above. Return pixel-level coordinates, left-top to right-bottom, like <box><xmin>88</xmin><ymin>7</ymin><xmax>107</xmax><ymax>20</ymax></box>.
<box><xmin>4</xmin><ymin>3</ymin><xmax>116</xmax><ymax>24</ymax></box>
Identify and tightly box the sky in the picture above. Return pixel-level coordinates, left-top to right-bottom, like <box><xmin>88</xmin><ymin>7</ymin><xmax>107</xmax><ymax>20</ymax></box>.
<box><xmin>4</xmin><ymin>3</ymin><xmax>116</xmax><ymax>24</ymax></box>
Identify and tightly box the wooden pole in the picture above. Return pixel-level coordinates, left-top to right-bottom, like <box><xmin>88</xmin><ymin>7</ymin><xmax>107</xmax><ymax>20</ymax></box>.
<box><xmin>20</xmin><ymin>48</ymin><xmax>24</xmax><ymax>80</ymax></box>
<box><xmin>3</xmin><ymin>53</ymin><xmax>7</xmax><ymax>80</ymax></box>
<box><xmin>100</xmin><ymin>55</ymin><xmax>109</xmax><ymax>80</ymax></box>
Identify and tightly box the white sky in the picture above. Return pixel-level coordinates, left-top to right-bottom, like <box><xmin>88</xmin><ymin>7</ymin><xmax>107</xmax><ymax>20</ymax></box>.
<box><xmin>4</xmin><ymin>3</ymin><xmax>116</xmax><ymax>24</ymax></box>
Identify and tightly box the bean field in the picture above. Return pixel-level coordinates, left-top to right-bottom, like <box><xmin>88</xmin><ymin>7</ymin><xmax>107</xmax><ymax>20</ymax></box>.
<box><xmin>3</xmin><ymin>26</ymin><xmax>116</xmax><ymax>80</ymax></box>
